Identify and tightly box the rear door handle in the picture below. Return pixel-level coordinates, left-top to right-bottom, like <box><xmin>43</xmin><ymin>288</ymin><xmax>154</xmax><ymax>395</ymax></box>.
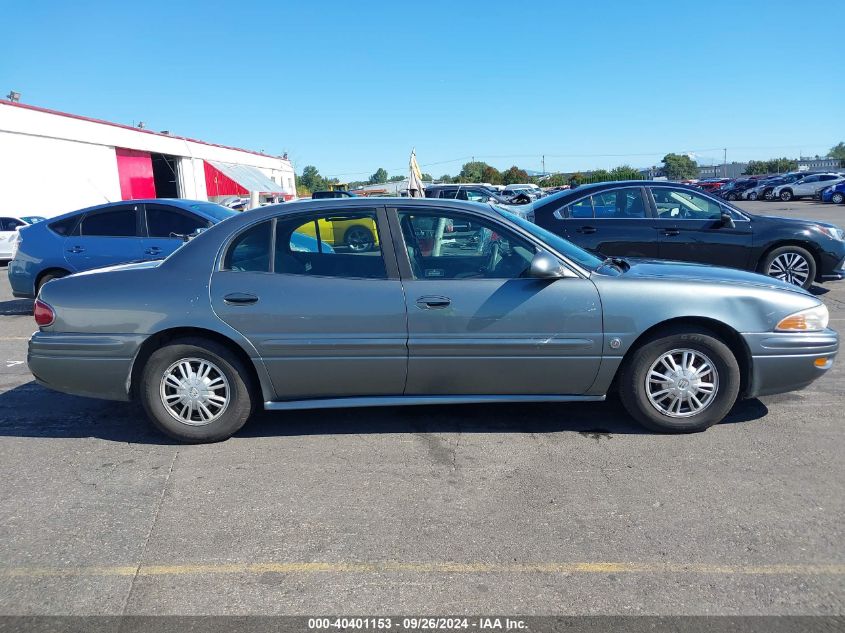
<box><xmin>67</xmin><ymin>246</ymin><xmax>85</xmax><ymax>254</ymax></box>
<box><xmin>223</xmin><ymin>292</ymin><xmax>259</xmax><ymax>305</ymax></box>
<box><xmin>663</xmin><ymin>229</ymin><xmax>681</xmax><ymax>236</ymax></box>
<box><xmin>577</xmin><ymin>226</ymin><xmax>597</xmax><ymax>234</ymax></box>
<box><xmin>416</xmin><ymin>296</ymin><xmax>451</xmax><ymax>309</ymax></box>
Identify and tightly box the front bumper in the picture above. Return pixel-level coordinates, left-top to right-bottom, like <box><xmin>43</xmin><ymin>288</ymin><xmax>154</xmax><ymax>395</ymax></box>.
<box><xmin>742</xmin><ymin>329</ymin><xmax>838</xmax><ymax>398</ymax></box>
<box><xmin>28</xmin><ymin>332</ymin><xmax>147</xmax><ymax>401</ymax></box>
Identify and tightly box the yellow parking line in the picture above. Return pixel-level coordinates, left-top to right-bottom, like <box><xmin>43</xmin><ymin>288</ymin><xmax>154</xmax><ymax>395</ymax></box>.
<box><xmin>2</xmin><ymin>561</ymin><xmax>843</xmax><ymax>579</ymax></box>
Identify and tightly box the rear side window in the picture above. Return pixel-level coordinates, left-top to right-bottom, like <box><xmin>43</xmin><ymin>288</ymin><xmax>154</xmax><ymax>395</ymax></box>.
<box><xmin>78</xmin><ymin>208</ymin><xmax>138</xmax><ymax>237</ymax></box>
<box><xmin>146</xmin><ymin>205</ymin><xmax>208</xmax><ymax>238</ymax></box>
<box><xmin>49</xmin><ymin>217</ymin><xmax>79</xmax><ymax>236</ymax></box>
<box><xmin>223</xmin><ymin>221</ymin><xmax>272</xmax><ymax>272</ymax></box>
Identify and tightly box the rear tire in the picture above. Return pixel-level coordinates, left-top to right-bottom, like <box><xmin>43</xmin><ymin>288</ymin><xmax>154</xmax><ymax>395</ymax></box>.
<box><xmin>759</xmin><ymin>245</ymin><xmax>816</xmax><ymax>289</ymax></box>
<box><xmin>619</xmin><ymin>329</ymin><xmax>740</xmax><ymax>433</ymax></box>
<box><xmin>140</xmin><ymin>338</ymin><xmax>254</xmax><ymax>443</ymax></box>
<box><xmin>832</xmin><ymin>192</ymin><xmax>844</xmax><ymax>204</ymax></box>
<box><xmin>344</xmin><ymin>226</ymin><xmax>374</xmax><ymax>252</ymax></box>
<box><xmin>36</xmin><ymin>270</ymin><xmax>68</xmax><ymax>295</ymax></box>
<box><xmin>748</xmin><ymin>191</ymin><xmax>758</xmax><ymax>200</ymax></box>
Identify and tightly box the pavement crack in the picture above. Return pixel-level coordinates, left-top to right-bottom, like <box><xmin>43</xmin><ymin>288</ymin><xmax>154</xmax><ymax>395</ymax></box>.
<box><xmin>119</xmin><ymin>448</ymin><xmax>178</xmax><ymax>616</ymax></box>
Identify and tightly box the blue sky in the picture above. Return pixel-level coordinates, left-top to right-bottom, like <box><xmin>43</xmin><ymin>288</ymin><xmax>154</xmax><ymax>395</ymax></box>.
<box><xmin>4</xmin><ymin>0</ymin><xmax>844</xmax><ymax>179</ymax></box>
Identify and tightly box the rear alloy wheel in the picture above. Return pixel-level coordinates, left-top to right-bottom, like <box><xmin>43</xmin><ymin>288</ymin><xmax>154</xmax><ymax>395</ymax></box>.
<box><xmin>761</xmin><ymin>245</ymin><xmax>816</xmax><ymax>289</ymax></box>
<box><xmin>619</xmin><ymin>329</ymin><xmax>740</xmax><ymax>433</ymax></box>
<box><xmin>779</xmin><ymin>189</ymin><xmax>793</xmax><ymax>201</ymax></box>
<box><xmin>748</xmin><ymin>191</ymin><xmax>758</xmax><ymax>200</ymax></box>
<box><xmin>832</xmin><ymin>192</ymin><xmax>845</xmax><ymax>204</ymax></box>
<box><xmin>763</xmin><ymin>189</ymin><xmax>775</xmax><ymax>200</ymax></box>
<box><xmin>344</xmin><ymin>226</ymin><xmax>374</xmax><ymax>252</ymax></box>
<box><xmin>140</xmin><ymin>338</ymin><xmax>254</xmax><ymax>442</ymax></box>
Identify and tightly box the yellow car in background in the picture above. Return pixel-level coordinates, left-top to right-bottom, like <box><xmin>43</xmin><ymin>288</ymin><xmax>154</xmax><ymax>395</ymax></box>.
<box><xmin>293</xmin><ymin>214</ymin><xmax>380</xmax><ymax>252</ymax></box>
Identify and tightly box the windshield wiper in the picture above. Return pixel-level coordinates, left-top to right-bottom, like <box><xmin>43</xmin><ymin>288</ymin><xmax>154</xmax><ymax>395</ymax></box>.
<box><xmin>602</xmin><ymin>256</ymin><xmax>630</xmax><ymax>272</ymax></box>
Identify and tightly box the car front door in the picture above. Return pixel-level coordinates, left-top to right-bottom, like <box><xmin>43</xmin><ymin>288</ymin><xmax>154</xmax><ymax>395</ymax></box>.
<box><xmin>390</xmin><ymin>207</ymin><xmax>603</xmax><ymax>395</ymax></box>
<box><xmin>63</xmin><ymin>204</ymin><xmax>145</xmax><ymax>271</ymax></box>
<box><xmin>550</xmin><ymin>186</ymin><xmax>660</xmax><ymax>258</ymax></box>
<box><xmin>142</xmin><ymin>203</ymin><xmax>211</xmax><ymax>260</ymax></box>
<box><xmin>650</xmin><ymin>186</ymin><xmax>752</xmax><ymax>269</ymax></box>
<box><xmin>209</xmin><ymin>207</ymin><xmax>408</xmax><ymax>400</ymax></box>
<box><xmin>792</xmin><ymin>175</ymin><xmax>818</xmax><ymax>197</ymax></box>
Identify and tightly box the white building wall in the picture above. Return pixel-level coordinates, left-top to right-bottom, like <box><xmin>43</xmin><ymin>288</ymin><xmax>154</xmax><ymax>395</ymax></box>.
<box><xmin>0</xmin><ymin>102</ymin><xmax>296</xmax><ymax>217</ymax></box>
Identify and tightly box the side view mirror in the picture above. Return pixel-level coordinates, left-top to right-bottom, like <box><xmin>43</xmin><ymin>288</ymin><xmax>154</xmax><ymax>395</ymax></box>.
<box><xmin>720</xmin><ymin>211</ymin><xmax>736</xmax><ymax>229</ymax></box>
<box><xmin>530</xmin><ymin>250</ymin><xmax>567</xmax><ymax>279</ymax></box>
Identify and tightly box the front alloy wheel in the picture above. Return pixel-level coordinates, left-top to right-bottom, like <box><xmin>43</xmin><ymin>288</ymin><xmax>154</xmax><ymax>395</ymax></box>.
<box><xmin>763</xmin><ymin>246</ymin><xmax>815</xmax><ymax>289</ymax></box>
<box><xmin>832</xmin><ymin>192</ymin><xmax>844</xmax><ymax>204</ymax></box>
<box><xmin>780</xmin><ymin>190</ymin><xmax>793</xmax><ymax>201</ymax></box>
<box><xmin>619</xmin><ymin>328</ymin><xmax>740</xmax><ymax>433</ymax></box>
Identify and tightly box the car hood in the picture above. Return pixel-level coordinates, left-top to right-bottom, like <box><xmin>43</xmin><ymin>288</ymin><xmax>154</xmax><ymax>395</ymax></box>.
<box><xmin>610</xmin><ymin>258</ymin><xmax>809</xmax><ymax>295</ymax></box>
<box><xmin>752</xmin><ymin>214</ymin><xmax>841</xmax><ymax>230</ymax></box>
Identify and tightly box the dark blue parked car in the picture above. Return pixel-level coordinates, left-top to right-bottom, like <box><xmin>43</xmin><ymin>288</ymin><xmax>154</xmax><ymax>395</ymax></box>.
<box><xmin>9</xmin><ymin>199</ymin><xmax>236</xmax><ymax>298</ymax></box>
<box><xmin>821</xmin><ymin>182</ymin><xmax>845</xmax><ymax>204</ymax></box>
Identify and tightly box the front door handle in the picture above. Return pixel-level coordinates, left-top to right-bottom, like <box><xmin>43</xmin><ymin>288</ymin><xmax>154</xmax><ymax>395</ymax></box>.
<box><xmin>577</xmin><ymin>226</ymin><xmax>597</xmax><ymax>234</ymax></box>
<box><xmin>663</xmin><ymin>229</ymin><xmax>681</xmax><ymax>236</ymax></box>
<box><xmin>223</xmin><ymin>292</ymin><xmax>259</xmax><ymax>306</ymax></box>
<box><xmin>67</xmin><ymin>246</ymin><xmax>85</xmax><ymax>254</ymax></box>
<box><xmin>416</xmin><ymin>296</ymin><xmax>451</xmax><ymax>309</ymax></box>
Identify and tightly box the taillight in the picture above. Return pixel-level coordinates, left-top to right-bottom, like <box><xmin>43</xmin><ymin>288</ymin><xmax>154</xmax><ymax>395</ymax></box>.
<box><xmin>33</xmin><ymin>300</ymin><xmax>55</xmax><ymax>327</ymax></box>
<box><xmin>11</xmin><ymin>231</ymin><xmax>21</xmax><ymax>259</ymax></box>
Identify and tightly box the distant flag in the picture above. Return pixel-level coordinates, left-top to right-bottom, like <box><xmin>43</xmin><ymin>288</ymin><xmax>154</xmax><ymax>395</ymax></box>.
<box><xmin>408</xmin><ymin>149</ymin><xmax>425</xmax><ymax>198</ymax></box>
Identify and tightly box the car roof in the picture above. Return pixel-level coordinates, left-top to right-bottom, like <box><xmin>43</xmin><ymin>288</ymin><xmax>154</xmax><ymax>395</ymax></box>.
<box><xmin>42</xmin><ymin>199</ymin><xmax>226</xmax><ymax>223</ymax></box>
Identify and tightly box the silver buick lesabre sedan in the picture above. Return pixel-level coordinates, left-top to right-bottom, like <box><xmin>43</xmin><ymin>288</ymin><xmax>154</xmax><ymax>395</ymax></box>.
<box><xmin>28</xmin><ymin>199</ymin><xmax>838</xmax><ymax>443</ymax></box>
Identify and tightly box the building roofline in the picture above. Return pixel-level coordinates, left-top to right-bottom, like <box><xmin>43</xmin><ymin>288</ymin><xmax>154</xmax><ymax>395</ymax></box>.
<box><xmin>0</xmin><ymin>99</ymin><xmax>291</xmax><ymax>163</ymax></box>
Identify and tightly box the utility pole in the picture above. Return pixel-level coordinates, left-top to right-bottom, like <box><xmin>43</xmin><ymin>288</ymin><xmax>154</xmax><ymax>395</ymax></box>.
<box><xmin>542</xmin><ymin>154</ymin><xmax>545</xmax><ymax>175</ymax></box>
<box><xmin>723</xmin><ymin>148</ymin><xmax>727</xmax><ymax>178</ymax></box>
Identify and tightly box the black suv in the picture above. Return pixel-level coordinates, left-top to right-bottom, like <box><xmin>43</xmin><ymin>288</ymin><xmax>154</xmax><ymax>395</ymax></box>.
<box><xmin>532</xmin><ymin>180</ymin><xmax>845</xmax><ymax>289</ymax></box>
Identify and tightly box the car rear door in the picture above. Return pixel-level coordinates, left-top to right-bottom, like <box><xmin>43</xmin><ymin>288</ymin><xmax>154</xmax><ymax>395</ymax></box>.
<box><xmin>142</xmin><ymin>203</ymin><xmax>211</xmax><ymax>260</ymax></box>
<box><xmin>550</xmin><ymin>186</ymin><xmax>660</xmax><ymax>258</ymax></box>
<box><xmin>63</xmin><ymin>204</ymin><xmax>145</xmax><ymax>271</ymax></box>
<box><xmin>209</xmin><ymin>206</ymin><xmax>408</xmax><ymax>400</ymax></box>
<box><xmin>388</xmin><ymin>205</ymin><xmax>603</xmax><ymax>396</ymax></box>
<box><xmin>650</xmin><ymin>186</ymin><xmax>752</xmax><ymax>269</ymax></box>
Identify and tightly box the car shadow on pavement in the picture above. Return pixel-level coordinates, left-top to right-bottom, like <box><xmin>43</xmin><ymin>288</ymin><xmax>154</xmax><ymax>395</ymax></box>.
<box><xmin>0</xmin><ymin>381</ymin><xmax>770</xmax><ymax>443</ymax></box>
<box><xmin>0</xmin><ymin>298</ymin><xmax>33</xmax><ymax>315</ymax></box>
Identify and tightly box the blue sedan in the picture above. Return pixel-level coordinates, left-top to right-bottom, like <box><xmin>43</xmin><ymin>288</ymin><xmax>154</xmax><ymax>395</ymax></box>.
<box><xmin>9</xmin><ymin>199</ymin><xmax>236</xmax><ymax>298</ymax></box>
<box><xmin>821</xmin><ymin>182</ymin><xmax>845</xmax><ymax>204</ymax></box>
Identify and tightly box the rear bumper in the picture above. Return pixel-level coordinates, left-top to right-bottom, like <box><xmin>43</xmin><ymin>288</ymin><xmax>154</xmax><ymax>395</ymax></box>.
<box><xmin>8</xmin><ymin>259</ymin><xmax>36</xmax><ymax>298</ymax></box>
<box><xmin>742</xmin><ymin>330</ymin><xmax>838</xmax><ymax>398</ymax></box>
<box><xmin>28</xmin><ymin>332</ymin><xmax>147</xmax><ymax>401</ymax></box>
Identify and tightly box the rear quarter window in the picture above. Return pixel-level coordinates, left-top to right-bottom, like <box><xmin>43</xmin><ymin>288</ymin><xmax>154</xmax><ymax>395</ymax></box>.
<box><xmin>49</xmin><ymin>216</ymin><xmax>80</xmax><ymax>236</ymax></box>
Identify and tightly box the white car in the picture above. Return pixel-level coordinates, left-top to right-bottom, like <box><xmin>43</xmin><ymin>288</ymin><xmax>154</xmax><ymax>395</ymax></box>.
<box><xmin>0</xmin><ymin>214</ymin><xmax>47</xmax><ymax>261</ymax></box>
<box><xmin>771</xmin><ymin>173</ymin><xmax>845</xmax><ymax>201</ymax></box>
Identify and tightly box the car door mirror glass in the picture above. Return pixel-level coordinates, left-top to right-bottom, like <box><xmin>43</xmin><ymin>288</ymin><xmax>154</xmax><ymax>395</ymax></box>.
<box><xmin>529</xmin><ymin>250</ymin><xmax>566</xmax><ymax>278</ymax></box>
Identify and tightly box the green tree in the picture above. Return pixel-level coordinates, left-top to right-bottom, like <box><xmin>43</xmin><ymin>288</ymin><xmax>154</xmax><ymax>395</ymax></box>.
<box><xmin>421</xmin><ymin>173</ymin><xmax>433</xmax><ymax>182</ymax></box>
<box><xmin>368</xmin><ymin>168</ymin><xmax>388</xmax><ymax>184</ymax></box>
<box><xmin>481</xmin><ymin>164</ymin><xmax>503</xmax><ymax>185</ymax></box>
<box><xmin>298</xmin><ymin>165</ymin><xmax>325</xmax><ymax>193</ymax></box>
<box><xmin>388</xmin><ymin>175</ymin><xmax>405</xmax><ymax>182</ymax></box>
<box><xmin>766</xmin><ymin>158</ymin><xmax>798</xmax><ymax>174</ymax></box>
<box><xmin>501</xmin><ymin>165</ymin><xmax>529</xmax><ymax>185</ymax></box>
<box><xmin>458</xmin><ymin>161</ymin><xmax>487</xmax><ymax>182</ymax></box>
<box><xmin>743</xmin><ymin>160</ymin><xmax>768</xmax><ymax>175</ymax></box>
<box><xmin>828</xmin><ymin>143</ymin><xmax>845</xmax><ymax>160</ymax></box>
<box><xmin>661</xmin><ymin>153</ymin><xmax>699</xmax><ymax>180</ymax></box>
<box><xmin>609</xmin><ymin>165</ymin><xmax>643</xmax><ymax>181</ymax></box>
<box><xmin>438</xmin><ymin>174</ymin><xmax>453</xmax><ymax>183</ymax></box>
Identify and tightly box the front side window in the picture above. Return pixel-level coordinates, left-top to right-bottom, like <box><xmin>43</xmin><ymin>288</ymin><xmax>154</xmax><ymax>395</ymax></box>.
<box><xmin>78</xmin><ymin>207</ymin><xmax>138</xmax><ymax>237</ymax></box>
<box><xmin>652</xmin><ymin>188</ymin><xmax>722</xmax><ymax>220</ymax></box>
<box><xmin>146</xmin><ymin>205</ymin><xmax>209</xmax><ymax>238</ymax></box>
<box><xmin>399</xmin><ymin>211</ymin><xmax>535</xmax><ymax>280</ymax></box>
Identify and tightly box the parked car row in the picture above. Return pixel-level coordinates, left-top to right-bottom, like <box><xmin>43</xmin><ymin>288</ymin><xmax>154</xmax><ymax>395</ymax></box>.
<box><xmin>706</xmin><ymin>172</ymin><xmax>845</xmax><ymax>202</ymax></box>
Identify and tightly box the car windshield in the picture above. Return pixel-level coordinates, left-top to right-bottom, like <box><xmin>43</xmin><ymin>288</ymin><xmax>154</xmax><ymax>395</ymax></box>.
<box><xmin>186</xmin><ymin>202</ymin><xmax>238</xmax><ymax>222</ymax></box>
<box><xmin>497</xmin><ymin>209</ymin><xmax>604</xmax><ymax>271</ymax></box>
<box><xmin>20</xmin><ymin>216</ymin><xmax>46</xmax><ymax>224</ymax></box>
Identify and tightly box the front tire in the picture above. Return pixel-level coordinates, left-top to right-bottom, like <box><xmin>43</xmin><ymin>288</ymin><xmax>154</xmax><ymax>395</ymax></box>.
<box><xmin>140</xmin><ymin>338</ymin><xmax>254</xmax><ymax>443</ymax></box>
<box><xmin>779</xmin><ymin>189</ymin><xmax>793</xmax><ymax>201</ymax></box>
<box><xmin>619</xmin><ymin>329</ymin><xmax>740</xmax><ymax>433</ymax></box>
<box><xmin>760</xmin><ymin>245</ymin><xmax>816</xmax><ymax>289</ymax></box>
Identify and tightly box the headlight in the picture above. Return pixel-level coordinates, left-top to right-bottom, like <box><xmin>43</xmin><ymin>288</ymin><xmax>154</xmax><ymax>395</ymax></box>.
<box><xmin>776</xmin><ymin>304</ymin><xmax>829</xmax><ymax>332</ymax></box>
<box><xmin>817</xmin><ymin>226</ymin><xmax>845</xmax><ymax>241</ymax></box>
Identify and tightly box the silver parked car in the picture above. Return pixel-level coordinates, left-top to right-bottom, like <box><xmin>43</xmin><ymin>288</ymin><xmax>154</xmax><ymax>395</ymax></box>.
<box><xmin>771</xmin><ymin>173</ymin><xmax>845</xmax><ymax>201</ymax></box>
<box><xmin>29</xmin><ymin>199</ymin><xmax>838</xmax><ymax>442</ymax></box>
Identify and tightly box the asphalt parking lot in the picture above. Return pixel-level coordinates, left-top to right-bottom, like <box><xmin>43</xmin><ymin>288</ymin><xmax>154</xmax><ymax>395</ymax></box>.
<box><xmin>0</xmin><ymin>200</ymin><xmax>842</xmax><ymax>616</ymax></box>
